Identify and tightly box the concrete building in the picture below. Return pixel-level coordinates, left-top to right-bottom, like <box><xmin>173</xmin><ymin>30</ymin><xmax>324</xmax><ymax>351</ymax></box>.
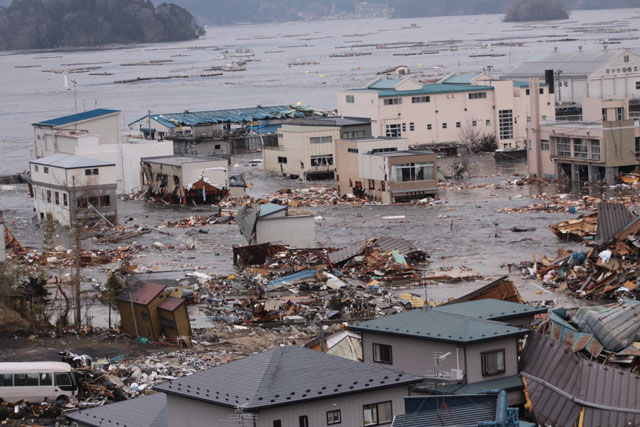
<box><xmin>337</xmin><ymin>74</ymin><xmax>555</xmax><ymax>150</ymax></box>
<box><xmin>527</xmin><ymin>86</ymin><xmax>640</xmax><ymax>184</ymax></box>
<box><xmin>29</xmin><ymin>154</ymin><xmax>117</xmax><ymax>226</ymax></box>
<box><xmin>237</xmin><ymin>203</ymin><xmax>316</xmax><ymax>248</ymax></box>
<box><xmin>503</xmin><ymin>48</ymin><xmax>640</xmax><ymax>108</ymax></box>
<box><xmin>140</xmin><ymin>155</ymin><xmax>228</xmax><ymax>204</ymax></box>
<box><xmin>153</xmin><ymin>346</ymin><xmax>422</xmax><ymax>427</ymax></box>
<box><xmin>349</xmin><ymin>306</ymin><xmax>535</xmax><ymax>405</ymax></box>
<box><xmin>33</xmin><ymin>109</ymin><xmax>174</xmax><ymax>194</ymax></box>
<box><xmin>336</xmin><ymin>136</ymin><xmax>437</xmax><ymax>202</ymax></box>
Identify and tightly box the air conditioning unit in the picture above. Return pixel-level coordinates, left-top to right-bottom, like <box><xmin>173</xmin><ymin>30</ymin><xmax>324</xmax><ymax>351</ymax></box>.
<box><xmin>451</xmin><ymin>369</ymin><xmax>464</xmax><ymax>380</ymax></box>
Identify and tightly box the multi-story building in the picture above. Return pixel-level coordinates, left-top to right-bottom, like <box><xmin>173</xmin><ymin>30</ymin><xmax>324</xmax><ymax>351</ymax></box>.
<box><xmin>335</xmin><ymin>136</ymin><xmax>438</xmax><ymax>202</ymax></box>
<box><xmin>527</xmin><ymin>78</ymin><xmax>640</xmax><ymax>184</ymax></box>
<box><xmin>32</xmin><ymin>109</ymin><xmax>173</xmax><ymax>194</ymax></box>
<box><xmin>29</xmin><ymin>154</ymin><xmax>117</xmax><ymax>226</ymax></box>
<box><xmin>337</xmin><ymin>73</ymin><xmax>555</xmax><ymax>150</ymax></box>
<box><xmin>503</xmin><ymin>48</ymin><xmax>640</xmax><ymax>108</ymax></box>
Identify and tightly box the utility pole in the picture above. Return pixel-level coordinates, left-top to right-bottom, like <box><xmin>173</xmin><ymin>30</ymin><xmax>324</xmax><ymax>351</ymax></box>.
<box><xmin>71</xmin><ymin>79</ymin><xmax>78</xmax><ymax>113</ymax></box>
<box><xmin>556</xmin><ymin>70</ymin><xmax>563</xmax><ymax>103</ymax></box>
<box><xmin>72</xmin><ymin>176</ymin><xmax>81</xmax><ymax>327</ymax></box>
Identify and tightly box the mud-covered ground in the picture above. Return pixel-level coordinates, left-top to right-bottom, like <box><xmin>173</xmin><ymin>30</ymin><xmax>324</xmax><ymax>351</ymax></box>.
<box><xmin>1</xmin><ymin>154</ymin><xmax>588</xmax><ymax>336</ymax></box>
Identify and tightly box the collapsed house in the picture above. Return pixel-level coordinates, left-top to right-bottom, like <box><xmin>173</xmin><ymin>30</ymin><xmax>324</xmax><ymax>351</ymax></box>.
<box><xmin>140</xmin><ymin>155</ymin><xmax>228</xmax><ymax>204</ymax></box>
<box><xmin>236</xmin><ymin>202</ymin><xmax>316</xmax><ymax>248</ymax></box>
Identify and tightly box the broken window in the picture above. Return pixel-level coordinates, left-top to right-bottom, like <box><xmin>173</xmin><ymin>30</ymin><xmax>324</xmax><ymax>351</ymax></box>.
<box><xmin>160</xmin><ymin>317</ymin><xmax>176</xmax><ymax>330</ymax></box>
<box><xmin>85</xmin><ymin>168</ymin><xmax>99</xmax><ymax>176</ymax></box>
<box><xmin>555</xmin><ymin>137</ymin><xmax>571</xmax><ymax>158</ymax></box>
<box><xmin>363</xmin><ymin>401</ymin><xmax>392</xmax><ymax>426</ymax></box>
<box><xmin>55</xmin><ymin>192</ymin><xmax>59</xmax><ymax>205</ymax></box>
<box><xmin>46</xmin><ymin>190</ymin><xmax>52</xmax><ymax>203</ymax></box>
<box><xmin>372</xmin><ymin>343</ymin><xmax>392</xmax><ymax>364</ymax></box>
<box><xmin>310</xmin><ymin>154</ymin><xmax>333</xmax><ymax>167</ymax></box>
<box><xmin>100</xmin><ymin>196</ymin><xmax>110</xmax><ymax>207</ymax></box>
<box><xmin>481</xmin><ymin>349</ymin><xmax>505</xmax><ymax>376</ymax></box>
<box><xmin>385</xmin><ymin>124</ymin><xmax>402</xmax><ymax>138</ymax></box>
<box><xmin>273</xmin><ymin>421</ymin><xmax>282</xmax><ymax>427</ymax></box>
<box><xmin>368</xmin><ymin>179</ymin><xmax>375</xmax><ymax>190</ymax></box>
<box><xmin>63</xmin><ymin>193</ymin><xmax>68</xmax><ymax>206</ymax></box>
<box><xmin>43</xmin><ymin>167</ymin><xmax>48</xmax><ymax>174</ymax></box>
<box><xmin>635</xmin><ymin>137</ymin><xmax>640</xmax><ymax>158</ymax></box>
<box><xmin>541</xmin><ymin>140</ymin><xmax>550</xmax><ymax>151</ymax></box>
<box><xmin>392</xmin><ymin>162</ymin><xmax>435</xmax><ymax>183</ymax></box>
<box><xmin>299</xmin><ymin>415</ymin><xmax>309</xmax><ymax>427</ymax></box>
<box><xmin>277</xmin><ymin>156</ymin><xmax>287</xmax><ymax>164</ymax></box>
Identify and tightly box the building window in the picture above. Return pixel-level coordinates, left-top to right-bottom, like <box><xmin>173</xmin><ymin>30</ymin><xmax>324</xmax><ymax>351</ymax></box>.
<box><xmin>525</xmin><ymin>89</ymin><xmax>530</xmax><ymax>95</ymax></box>
<box><xmin>472</xmin><ymin>120</ymin><xmax>477</xmax><ymax>127</ymax></box>
<box><xmin>348</xmin><ymin>148</ymin><xmax>359</xmax><ymax>153</ymax></box>
<box><xmin>392</xmin><ymin>162</ymin><xmax>434</xmax><ymax>183</ymax></box>
<box><xmin>456</xmin><ymin>122</ymin><xmax>461</xmax><ymax>128</ymax></box>
<box><xmin>411</xmin><ymin>96</ymin><xmax>430</xmax><ymax>103</ymax></box>
<box><xmin>573</xmin><ymin>139</ymin><xmax>588</xmax><ymax>159</ymax></box>
<box><xmin>34</xmin><ymin>165</ymin><xmax>39</xmax><ymax>172</ymax></box>
<box><xmin>273</xmin><ymin>421</ymin><xmax>282</xmax><ymax>427</ymax></box>
<box><xmin>214</xmin><ymin>144</ymin><xmax>221</xmax><ymax>150</ymax></box>
<box><xmin>63</xmin><ymin>193</ymin><xmax>68</xmax><ymax>206</ymax></box>
<box><xmin>277</xmin><ymin>156</ymin><xmax>287</xmax><ymax>164</ymax></box>
<box><xmin>54</xmin><ymin>191</ymin><xmax>59</xmax><ymax>205</ymax></box>
<box><xmin>482</xmin><ymin>349</ymin><xmax>506</xmax><ymax>376</ymax></box>
<box><xmin>85</xmin><ymin>168</ymin><xmax>99</xmax><ymax>176</ymax></box>
<box><xmin>372</xmin><ymin>343</ymin><xmax>392</xmax><ymax>364</ymax></box>
<box><xmin>442</xmin><ymin>123</ymin><xmax>447</xmax><ymax>129</ymax></box>
<box><xmin>383</xmin><ymin>97</ymin><xmax>402</xmax><ymax>105</ymax></box>
<box><xmin>100</xmin><ymin>195</ymin><xmax>110</xmax><ymax>207</ymax></box>
<box><xmin>346</xmin><ymin>94</ymin><xmax>355</xmax><ymax>103</ymax></box>
<box><xmin>43</xmin><ymin>167</ymin><xmax>49</xmax><ymax>174</ymax></box>
<box><xmin>616</xmin><ymin>107</ymin><xmax>624</xmax><ymax>121</ymax></box>
<box><xmin>46</xmin><ymin>190</ymin><xmax>52</xmax><ymax>203</ymax></box>
<box><xmin>469</xmin><ymin>92</ymin><xmax>487</xmax><ymax>99</ymax></box>
<box><xmin>635</xmin><ymin>137</ymin><xmax>640</xmax><ymax>157</ymax></box>
<box><xmin>541</xmin><ymin>140</ymin><xmax>550</xmax><ymax>151</ymax></box>
<box><xmin>539</xmin><ymin>88</ymin><xmax>544</xmax><ymax>94</ymax></box>
<box><xmin>381</xmin><ymin>181</ymin><xmax>385</xmax><ymax>191</ymax></box>
<box><xmin>636</xmin><ymin>81</ymin><xmax>640</xmax><ymax>90</ymax></box>
<box><xmin>427</xmin><ymin>123</ymin><xmax>432</xmax><ymax>130</ymax></box>
<box><xmin>310</xmin><ymin>154</ymin><xmax>333</xmax><ymax>166</ymax></box>
<box><xmin>486</xmin><ymin>119</ymin><xmax>491</xmax><ymax>126</ymax></box>
<box><xmin>591</xmin><ymin>139</ymin><xmax>601</xmax><ymax>161</ymax></box>
<box><xmin>368</xmin><ymin>179</ymin><xmax>375</xmax><ymax>190</ymax></box>
<box><xmin>602</xmin><ymin>108</ymin><xmax>607</xmax><ymax>121</ymax></box>
<box><xmin>160</xmin><ymin>316</ymin><xmax>176</xmax><ymax>329</ymax></box>
<box><xmin>556</xmin><ymin>137</ymin><xmax>571</xmax><ymax>158</ymax></box>
<box><xmin>299</xmin><ymin>415</ymin><xmax>309</xmax><ymax>427</ymax></box>
<box><xmin>310</xmin><ymin>136</ymin><xmax>333</xmax><ymax>144</ymax></box>
<box><xmin>363</xmin><ymin>401</ymin><xmax>392</xmax><ymax>426</ymax></box>
<box><xmin>371</xmin><ymin>147</ymin><xmax>397</xmax><ymax>154</ymax></box>
<box><xmin>327</xmin><ymin>409</ymin><xmax>341</xmax><ymax>425</ymax></box>
<box><xmin>385</xmin><ymin>124</ymin><xmax>402</xmax><ymax>137</ymax></box>
<box><xmin>409</xmin><ymin>122</ymin><xmax>415</xmax><ymax>131</ymax></box>
<box><xmin>498</xmin><ymin>110</ymin><xmax>514</xmax><ymax>140</ymax></box>
<box><xmin>624</xmin><ymin>55</ymin><xmax>630</xmax><ymax>63</ymax></box>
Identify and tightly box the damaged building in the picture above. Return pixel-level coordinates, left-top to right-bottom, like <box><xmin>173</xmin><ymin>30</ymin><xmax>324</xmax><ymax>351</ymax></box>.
<box><xmin>140</xmin><ymin>155</ymin><xmax>229</xmax><ymax>204</ymax></box>
<box><xmin>236</xmin><ymin>203</ymin><xmax>316</xmax><ymax>248</ymax></box>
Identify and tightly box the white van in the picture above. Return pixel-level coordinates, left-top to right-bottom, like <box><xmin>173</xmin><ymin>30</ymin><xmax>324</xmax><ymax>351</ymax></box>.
<box><xmin>0</xmin><ymin>362</ymin><xmax>78</xmax><ymax>404</ymax></box>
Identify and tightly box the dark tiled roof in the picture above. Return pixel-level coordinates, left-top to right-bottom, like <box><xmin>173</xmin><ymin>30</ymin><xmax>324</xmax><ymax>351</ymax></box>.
<box><xmin>34</xmin><ymin>108</ymin><xmax>120</xmax><ymax>127</ymax></box>
<box><xmin>158</xmin><ymin>296</ymin><xmax>184</xmax><ymax>312</ymax></box>
<box><xmin>434</xmin><ymin>299</ymin><xmax>547</xmax><ymax>321</ymax></box>
<box><xmin>349</xmin><ymin>309</ymin><xmax>529</xmax><ymax>344</ymax></box>
<box><xmin>154</xmin><ymin>346</ymin><xmax>421</xmax><ymax>410</ymax></box>
<box><xmin>66</xmin><ymin>392</ymin><xmax>167</xmax><ymax>427</ymax></box>
<box><xmin>117</xmin><ymin>282</ymin><xmax>166</xmax><ymax>305</ymax></box>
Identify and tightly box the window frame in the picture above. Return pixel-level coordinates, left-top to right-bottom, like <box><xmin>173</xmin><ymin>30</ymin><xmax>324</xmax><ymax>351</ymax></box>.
<box><xmin>372</xmin><ymin>343</ymin><xmax>393</xmax><ymax>364</ymax></box>
<box><xmin>346</xmin><ymin>94</ymin><xmax>355</xmax><ymax>103</ymax></box>
<box><xmin>541</xmin><ymin>140</ymin><xmax>550</xmax><ymax>151</ymax></box>
<box><xmin>555</xmin><ymin>137</ymin><xmax>571</xmax><ymax>158</ymax></box>
<box><xmin>591</xmin><ymin>139</ymin><xmax>601</xmax><ymax>161</ymax></box>
<box><xmin>411</xmin><ymin>95</ymin><xmax>430</xmax><ymax>103</ymax></box>
<box><xmin>385</xmin><ymin>124</ymin><xmax>402</xmax><ymax>138</ymax></box>
<box><xmin>481</xmin><ymin>349</ymin><xmax>506</xmax><ymax>377</ymax></box>
<box><xmin>363</xmin><ymin>401</ymin><xmax>392</xmax><ymax>426</ymax></box>
<box><xmin>299</xmin><ymin>415</ymin><xmax>309</xmax><ymax>427</ymax></box>
<box><xmin>498</xmin><ymin>109</ymin><xmax>514</xmax><ymax>140</ymax></box>
<box><xmin>383</xmin><ymin>97</ymin><xmax>402</xmax><ymax>106</ymax></box>
<box><xmin>327</xmin><ymin>409</ymin><xmax>342</xmax><ymax>425</ymax></box>
<box><xmin>468</xmin><ymin>92</ymin><xmax>487</xmax><ymax>100</ymax></box>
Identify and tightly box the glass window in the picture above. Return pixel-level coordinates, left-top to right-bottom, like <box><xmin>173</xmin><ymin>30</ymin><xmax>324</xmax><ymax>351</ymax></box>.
<box><xmin>541</xmin><ymin>140</ymin><xmax>550</xmax><ymax>151</ymax></box>
<box><xmin>411</xmin><ymin>96</ymin><xmax>430</xmax><ymax>103</ymax></box>
<box><xmin>427</xmin><ymin>123</ymin><xmax>432</xmax><ymax>130</ymax></box>
<box><xmin>409</xmin><ymin>122</ymin><xmax>415</xmax><ymax>131</ymax></box>
<box><xmin>456</xmin><ymin>122</ymin><xmax>461</xmax><ymax>128</ymax></box>
<box><xmin>43</xmin><ymin>167</ymin><xmax>49</xmax><ymax>174</ymax></box>
<box><xmin>392</xmin><ymin>162</ymin><xmax>435</xmax><ymax>183</ymax></box>
<box><xmin>636</xmin><ymin>81</ymin><xmax>640</xmax><ymax>90</ymax></box>
<box><xmin>14</xmin><ymin>373</ymin><xmax>39</xmax><ymax>386</ymax></box>
<box><xmin>346</xmin><ymin>95</ymin><xmax>355</xmax><ymax>103</ymax></box>
<box><xmin>602</xmin><ymin>108</ymin><xmax>607</xmax><ymax>121</ymax></box>
<box><xmin>616</xmin><ymin>107</ymin><xmax>624</xmax><ymax>121</ymax></box>
<box><xmin>486</xmin><ymin>119</ymin><xmax>491</xmax><ymax>126</ymax></box>
<box><xmin>310</xmin><ymin>136</ymin><xmax>332</xmax><ymax>144</ymax></box>
<box><xmin>472</xmin><ymin>120</ymin><xmax>477</xmax><ymax>127</ymax></box>
<box><xmin>469</xmin><ymin>92</ymin><xmax>487</xmax><ymax>99</ymax></box>
<box><xmin>299</xmin><ymin>415</ymin><xmax>309</xmax><ymax>427</ymax></box>
<box><xmin>383</xmin><ymin>97</ymin><xmax>402</xmax><ymax>105</ymax></box>
<box><xmin>481</xmin><ymin>350</ymin><xmax>506</xmax><ymax>376</ymax></box>
<box><xmin>372</xmin><ymin>343</ymin><xmax>392</xmax><ymax>364</ymax></box>
<box><xmin>385</xmin><ymin>124</ymin><xmax>401</xmax><ymax>137</ymax></box>
<box><xmin>348</xmin><ymin>148</ymin><xmax>359</xmax><ymax>154</ymax></box>
<box><xmin>34</xmin><ymin>165</ymin><xmax>39</xmax><ymax>172</ymax></box>
<box><xmin>556</xmin><ymin>137</ymin><xmax>571</xmax><ymax>157</ymax></box>
<box><xmin>573</xmin><ymin>139</ymin><xmax>588</xmax><ymax>159</ymax></box>
<box><xmin>624</xmin><ymin>55</ymin><xmax>630</xmax><ymax>63</ymax></box>
<box><xmin>442</xmin><ymin>123</ymin><xmax>447</xmax><ymax>129</ymax></box>
<box><xmin>401</xmin><ymin>123</ymin><xmax>406</xmax><ymax>132</ymax></box>
<box><xmin>55</xmin><ymin>192</ymin><xmax>60</xmax><ymax>205</ymax></box>
<box><xmin>0</xmin><ymin>374</ymin><xmax>12</xmax><ymax>387</ymax></box>
<box><xmin>327</xmin><ymin>409</ymin><xmax>341</xmax><ymax>425</ymax></box>
<box><xmin>539</xmin><ymin>88</ymin><xmax>544</xmax><ymax>94</ymax></box>
<box><xmin>498</xmin><ymin>110</ymin><xmax>514</xmax><ymax>140</ymax></box>
<box><xmin>40</xmin><ymin>373</ymin><xmax>52</xmax><ymax>386</ymax></box>
<box><xmin>371</xmin><ymin>147</ymin><xmax>397</xmax><ymax>154</ymax></box>
<box><xmin>363</xmin><ymin>401</ymin><xmax>392</xmax><ymax>426</ymax></box>
<box><xmin>46</xmin><ymin>190</ymin><xmax>52</xmax><ymax>203</ymax></box>
<box><xmin>310</xmin><ymin>155</ymin><xmax>333</xmax><ymax>167</ymax></box>
<box><xmin>591</xmin><ymin>140</ymin><xmax>601</xmax><ymax>161</ymax></box>
<box><xmin>63</xmin><ymin>193</ymin><xmax>68</xmax><ymax>206</ymax></box>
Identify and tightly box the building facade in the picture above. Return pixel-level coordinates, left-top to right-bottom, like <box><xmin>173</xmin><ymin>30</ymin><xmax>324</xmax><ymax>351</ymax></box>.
<box><xmin>29</xmin><ymin>154</ymin><xmax>117</xmax><ymax>226</ymax></box>
<box><xmin>237</xmin><ymin>203</ymin><xmax>316</xmax><ymax>248</ymax></box>
<box><xmin>503</xmin><ymin>48</ymin><xmax>640</xmax><ymax>107</ymax></box>
<box><xmin>337</xmin><ymin>74</ymin><xmax>555</xmax><ymax>150</ymax></box>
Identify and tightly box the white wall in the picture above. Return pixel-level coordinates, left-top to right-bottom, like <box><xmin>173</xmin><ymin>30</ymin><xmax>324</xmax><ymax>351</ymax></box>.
<box><xmin>255</xmin><ymin>215</ymin><xmax>315</xmax><ymax>247</ymax></box>
<box><xmin>181</xmin><ymin>160</ymin><xmax>229</xmax><ymax>189</ymax></box>
<box><xmin>121</xmin><ymin>140</ymin><xmax>174</xmax><ymax>194</ymax></box>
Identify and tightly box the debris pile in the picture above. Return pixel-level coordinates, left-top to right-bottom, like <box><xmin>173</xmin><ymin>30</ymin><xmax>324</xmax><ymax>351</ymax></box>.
<box><xmin>549</xmin><ymin>212</ymin><xmax>598</xmax><ymax>241</ymax></box>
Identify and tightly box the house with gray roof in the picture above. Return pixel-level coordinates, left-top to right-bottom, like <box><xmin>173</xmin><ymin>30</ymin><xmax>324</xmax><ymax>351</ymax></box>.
<box><xmin>66</xmin><ymin>392</ymin><xmax>167</xmax><ymax>427</ymax></box>
<box><xmin>153</xmin><ymin>346</ymin><xmax>422</xmax><ymax>427</ymax></box>
<box><xmin>502</xmin><ymin>48</ymin><xmax>640</xmax><ymax>107</ymax></box>
<box><xmin>349</xmin><ymin>308</ymin><xmax>532</xmax><ymax>405</ymax></box>
<box><xmin>433</xmin><ymin>298</ymin><xmax>547</xmax><ymax>328</ymax></box>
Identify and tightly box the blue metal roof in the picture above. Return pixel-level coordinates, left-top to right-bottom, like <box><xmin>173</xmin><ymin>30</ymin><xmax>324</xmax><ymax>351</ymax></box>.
<box><xmin>129</xmin><ymin>105</ymin><xmax>313</xmax><ymax>129</ymax></box>
<box><xmin>513</xmin><ymin>80</ymin><xmax>548</xmax><ymax>88</ymax></box>
<box><xmin>268</xmin><ymin>269</ymin><xmax>318</xmax><ymax>290</ymax></box>
<box><xmin>357</xmin><ymin>83</ymin><xmax>494</xmax><ymax>97</ymax></box>
<box><xmin>34</xmin><ymin>108</ymin><xmax>120</xmax><ymax>127</ymax></box>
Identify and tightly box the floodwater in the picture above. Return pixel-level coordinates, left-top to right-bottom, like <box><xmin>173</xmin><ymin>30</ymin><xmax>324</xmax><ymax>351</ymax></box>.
<box><xmin>2</xmin><ymin>8</ymin><xmax>640</xmax><ymax>173</ymax></box>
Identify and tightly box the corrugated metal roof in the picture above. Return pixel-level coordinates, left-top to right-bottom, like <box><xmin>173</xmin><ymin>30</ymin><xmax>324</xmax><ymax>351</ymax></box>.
<box><xmin>521</xmin><ymin>332</ymin><xmax>640</xmax><ymax>427</ymax></box>
<box><xmin>372</xmin><ymin>236</ymin><xmax>420</xmax><ymax>256</ymax></box>
<box><xmin>369</xmin><ymin>78</ymin><xmax>404</xmax><ymax>89</ymax></box>
<box><xmin>434</xmin><ymin>299</ymin><xmax>547</xmax><ymax>321</ymax></box>
<box><xmin>117</xmin><ymin>282</ymin><xmax>166</xmax><ymax>306</ymax></box>
<box><xmin>30</xmin><ymin>154</ymin><xmax>115</xmax><ymax>169</ymax></box>
<box><xmin>502</xmin><ymin>49</ymin><xmax>626</xmax><ymax>78</ymax></box>
<box><xmin>66</xmin><ymin>392</ymin><xmax>167</xmax><ymax>427</ymax></box>
<box><xmin>34</xmin><ymin>108</ymin><xmax>120</xmax><ymax>127</ymax></box>
<box><xmin>349</xmin><ymin>309</ymin><xmax>529</xmax><ymax>344</ymax></box>
<box><xmin>441</xmin><ymin>73</ymin><xmax>479</xmax><ymax>84</ymax></box>
<box><xmin>154</xmin><ymin>346</ymin><xmax>421</xmax><ymax>410</ymax></box>
<box><xmin>442</xmin><ymin>276</ymin><xmax>523</xmax><ymax>304</ymax></box>
<box><xmin>158</xmin><ymin>296</ymin><xmax>184</xmax><ymax>312</ymax></box>
<box><xmin>572</xmin><ymin>301</ymin><xmax>640</xmax><ymax>352</ymax></box>
<box><xmin>358</xmin><ymin>83</ymin><xmax>494</xmax><ymax>97</ymax></box>
<box><xmin>328</xmin><ymin>240</ymin><xmax>367</xmax><ymax>265</ymax></box>
<box><xmin>597</xmin><ymin>201</ymin><xmax>635</xmax><ymax>242</ymax></box>
<box><xmin>392</xmin><ymin>394</ymin><xmax>497</xmax><ymax>427</ymax></box>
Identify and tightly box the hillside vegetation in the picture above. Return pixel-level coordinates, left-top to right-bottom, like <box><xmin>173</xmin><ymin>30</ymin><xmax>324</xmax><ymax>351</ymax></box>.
<box><xmin>504</xmin><ymin>0</ymin><xmax>569</xmax><ymax>21</ymax></box>
<box><xmin>0</xmin><ymin>0</ymin><xmax>205</xmax><ymax>50</ymax></box>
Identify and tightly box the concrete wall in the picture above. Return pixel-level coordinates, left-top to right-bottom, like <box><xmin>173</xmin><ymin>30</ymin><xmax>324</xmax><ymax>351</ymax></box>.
<box><xmin>181</xmin><ymin>161</ymin><xmax>228</xmax><ymax>189</ymax></box>
<box><xmin>121</xmin><ymin>140</ymin><xmax>174</xmax><ymax>194</ymax></box>
<box><xmin>589</xmin><ymin>51</ymin><xmax>640</xmax><ymax>100</ymax></box>
<box><xmin>254</xmin><ymin>215</ymin><xmax>315</xmax><ymax>248</ymax></box>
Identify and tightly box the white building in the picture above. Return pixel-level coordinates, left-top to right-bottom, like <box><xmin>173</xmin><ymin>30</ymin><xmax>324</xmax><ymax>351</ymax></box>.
<box><xmin>503</xmin><ymin>48</ymin><xmax>640</xmax><ymax>107</ymax></box>
<box><xmin>29</xmin><ymin>154</ymin><xmax>118</xmax><ymax>226</ymax></box>
<box><xmin>33</xmin><ymin>109</ymin><xmax>173</xmax><ymax>194</ymax></box>
<box><xmin>237</xmin><ymin>203</ymin><xmax>316</xmax><ymax>248</ymax></box>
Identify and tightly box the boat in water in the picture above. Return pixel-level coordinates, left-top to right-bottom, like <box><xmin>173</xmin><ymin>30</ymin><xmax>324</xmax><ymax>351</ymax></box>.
<box><xmin>221</xmin><ymin>61</ymin><xmax>246</xmax><ymax>72</ymax></box>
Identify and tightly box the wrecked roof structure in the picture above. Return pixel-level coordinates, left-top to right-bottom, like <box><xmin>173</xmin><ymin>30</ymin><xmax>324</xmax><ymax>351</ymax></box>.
<box><xmin>116</xmin><ymin>281</ymin><xmax>166</xmax><ymax>305</ymax></box>
<box><xmin>442</xmin><ymin>276</ymin><xmax>523</xmax><ymax>304</ymax></box>
<box><xmin>349</xmin><ymin>309</ymin><xmax>529</xmax><ymax>344</ymax></box>
<box><xmin>521</xmin><ymin>332</ymin><xmax>640</xmax><ymax>427</ymax></box>
<box><xmin>66</xmin><ymin>392</ymin><xmax>167</xmax><ymax>427</ymax></box>
<box><xmin>154</xmin><ymin>346</ymin><xmax>421</xmax><ymax>410</ymax></box>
